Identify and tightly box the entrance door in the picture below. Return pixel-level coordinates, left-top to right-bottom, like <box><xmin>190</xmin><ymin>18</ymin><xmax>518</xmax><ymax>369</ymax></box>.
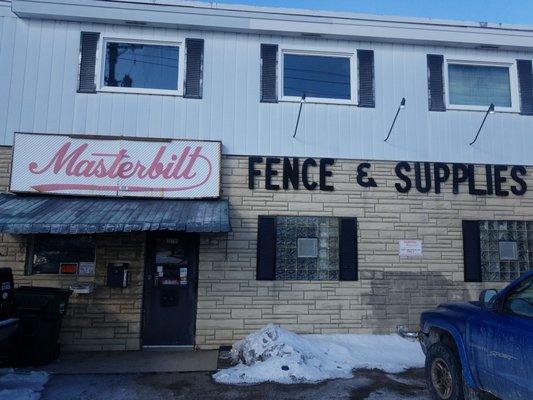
<box><xmin>142</xmin><ymin>233</ymin><xmax>199</xmax><ymax>346</ymax></box>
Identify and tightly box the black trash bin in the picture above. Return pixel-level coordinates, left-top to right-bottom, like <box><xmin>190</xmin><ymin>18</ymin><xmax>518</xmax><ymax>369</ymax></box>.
<box><xmin>12</xmin><ymin>286</ymin><xmax>72</xmax><ymax>367</ymax></box>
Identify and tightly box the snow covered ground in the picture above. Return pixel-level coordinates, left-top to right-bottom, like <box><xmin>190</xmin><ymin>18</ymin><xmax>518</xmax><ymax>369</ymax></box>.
<box><xmin>213</xmin><ymin>324</ymin><xmax>425</xmax><ymax>385</ymax></box>
<box><xmin>0</xmin><ymin>369</ymin><xmax>49</xmax><ymax>400</ymax></box>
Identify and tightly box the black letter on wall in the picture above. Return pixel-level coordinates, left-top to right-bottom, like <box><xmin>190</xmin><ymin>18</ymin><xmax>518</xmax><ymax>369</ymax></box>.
<box><xmin>302</xmin><ymin>159</ymin><xmax>318</xmax><ymax>190</ymax></box>
<box><xmin>415</xmin><ymin>162</ymin><xmax>432</xmax><ymax>193</ymax></box>
<box><xmin>494</xmin><ymin>165</ymin><xmax>509</xmax><ymax>197</ymax></box>
<box><xmin>452</xmin><ymin>163</ymin><xmax>468</xmax><ymax>194</ymax></box>
<box><xmin>511</xmin><ymin>166</ymin><xmax>527</xmax><ymax>196</ymax></box>
<box><xmin>265</xmin><ymin>157</ymin><xmax>281</xmax><ymax>190</ymax></box>
<box><xmin>357</xmin><ymin>163</ymin><xmax>377</xmax><ymax>188</ymax></box>
<box><xmin>468</xmin><ymin>164</ymin><xmax>487</xmax><ymax>196</ymax></box>
<box><xmin>395</xmin><ymin>162</ymin><xmax>412</xmax><ymax>193</ymax></box>
<box><xmin>282</xmin><ymin>158</ymin><xmax>299</xmax><ymax>190</ymax></box>
<box><xmin>319</xmin><ymin>158</ymin><xmax>335</xmax><ymax>191</ymax></box>
<box><xmin>434</xmin><ymin>163</ymin><xmax>450</xmax><ymax>194</ymax></box>
<box><xmin>248</xmin><ymin>157</ymin><xmax>263</xmax><ymax>189</ymax></box>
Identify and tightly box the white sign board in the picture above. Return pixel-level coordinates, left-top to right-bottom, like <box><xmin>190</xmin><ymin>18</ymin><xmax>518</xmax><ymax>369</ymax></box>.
<box><xmin>399</xmin><ymin>240</ymin><xmax>422</xmax><ymax>257</ymax></box>
<box><xmin>10</xmin><ymin>133</ymin><xmax>221</xmax><ymax>199</ymax></box>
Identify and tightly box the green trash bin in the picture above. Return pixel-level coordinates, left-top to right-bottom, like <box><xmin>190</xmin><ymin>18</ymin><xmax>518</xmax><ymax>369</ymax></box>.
<box><xmin>12</xmin><ymin>286</ymin><xmax>72</xmax><ymax>367</ymax></box>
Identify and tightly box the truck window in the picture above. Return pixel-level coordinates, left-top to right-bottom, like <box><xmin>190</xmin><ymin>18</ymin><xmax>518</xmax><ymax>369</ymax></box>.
<box><xmin>504</xmin><ymin>277</ymin><xmax>533</xmax><ymax>318</ymax></box>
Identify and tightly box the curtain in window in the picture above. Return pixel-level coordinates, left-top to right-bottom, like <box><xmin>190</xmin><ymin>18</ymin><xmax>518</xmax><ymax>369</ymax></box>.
<box><xmin>448</xmin><ymin>64</ymin><xmax>511</xmax><ymax>107</ymax></box>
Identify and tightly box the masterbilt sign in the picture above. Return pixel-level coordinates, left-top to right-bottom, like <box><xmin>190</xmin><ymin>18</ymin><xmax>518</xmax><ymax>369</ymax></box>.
<box><xmin>249</xmin><ymin>157</ymin><xmax>528</xmax><ymax>196</ymax></box>
<box><xmin>10</xmin><ymin>133</ymin><xmax>221</xmax><ymax>199</ymax></box>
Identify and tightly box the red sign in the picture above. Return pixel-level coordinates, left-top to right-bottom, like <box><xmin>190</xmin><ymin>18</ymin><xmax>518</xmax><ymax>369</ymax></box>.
<box><xmin>60</xmin><ymin>263</ymin><xmax>78</xmax><ymax>275</ymax></box>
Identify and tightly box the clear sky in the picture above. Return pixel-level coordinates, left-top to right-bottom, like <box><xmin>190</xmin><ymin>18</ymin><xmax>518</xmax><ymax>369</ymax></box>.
<box><xmin>211</xmin><ymin>0</ymin><xmax>533</xmax><ymax>25</ymax></box>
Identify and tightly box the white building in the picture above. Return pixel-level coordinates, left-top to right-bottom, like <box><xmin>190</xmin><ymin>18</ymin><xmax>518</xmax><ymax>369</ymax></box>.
<box><xmin>0</xmin><ymin>0</ymin><xmax>531</xmax><ymax>351</ymax></box>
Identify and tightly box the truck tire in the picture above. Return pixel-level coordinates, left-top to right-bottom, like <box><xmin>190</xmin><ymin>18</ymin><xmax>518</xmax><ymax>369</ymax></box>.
<box><xmin>425</xmin><ymin>342</ymin><xmax>464</xmax><ymax>400</ymax></box>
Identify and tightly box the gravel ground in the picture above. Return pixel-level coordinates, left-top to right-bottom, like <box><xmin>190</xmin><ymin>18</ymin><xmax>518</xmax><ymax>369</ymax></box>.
<box><xmin>41</xmin><ymin>369</ymin><xmax>431</xmax><ymax>400</ymax></box>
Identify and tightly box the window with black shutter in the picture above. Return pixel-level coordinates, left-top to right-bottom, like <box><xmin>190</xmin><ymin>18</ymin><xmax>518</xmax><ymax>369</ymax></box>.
<box><xmin>184</xmin><ymin>38</ymin><xmax>204</xmax><ymax>98</ymax></box>
<box><xmin>281</xmin><ymin>51</ymin><xmax>354</xmax><ymax>103</ymax></box>
<box><xmin>339</xmin><ymin>218</ymin><xmax>358</xmax><ymax>281</ymax></box>
<box><xmin>256</xmin><ymin>216</ymin><xmax>276</xmax><ymax>280</ymax></box>
<box><xmin>357</xmin><ymin>50</ymin><xmax>375</xmax><ymax>108</ymax></box>
<box><xmin>517</xmin><ymin>59</ymin><xmax>533</xmax><ymax>115</ymax></box>
<box><xmin>102</xmin><ymin>40</ymin><xmax>180</xmax><ymax>92</ymax></box>
<box><xmin>463</xmin><ymin>220</ymin><xmax>482</xmax><ymax>282</ymax></box>
<box><xmin>261</xmin><ymin>44</ymin><xmax>278</xmax><ymax>103</ymax></box>
<box><xmin>78</xmin><ymin>32</ymin><xmax>100</xmax><ymax>93</ymax></box>
<box><xmin>427</xmin><ymin>54</ymin><xmax>446</xmax><ymax>111</ymax></box>
<box><xmin>256</xmin><ymin>216</ymin><xmax>358</xmax><ymax>281</ymax></box>
<box><xmin>463</xmin><ymin>220</ymin><xmax>533</xmax><ymax>282</ymax></box>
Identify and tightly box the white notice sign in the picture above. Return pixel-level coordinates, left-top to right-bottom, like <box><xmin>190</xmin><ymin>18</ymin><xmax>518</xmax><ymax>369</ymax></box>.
<box><xmin>399</xmin><ymin>240</ymin><xmax>422</xmax><ymax>257</ymax></box>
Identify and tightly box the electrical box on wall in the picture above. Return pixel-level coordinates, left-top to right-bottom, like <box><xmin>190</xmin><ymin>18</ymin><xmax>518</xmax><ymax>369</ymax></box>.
<box><xmin>106</xmin><ymin>263</ymin><xmax>129</xmax><ymax>288</ymax></box>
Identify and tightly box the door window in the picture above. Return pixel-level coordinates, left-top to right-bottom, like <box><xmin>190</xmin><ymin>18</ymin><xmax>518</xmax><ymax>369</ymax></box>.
<box><xmin>503</xmin><ymin>276</ymin><xmax>533</xmax><ymax>318</ymax></box>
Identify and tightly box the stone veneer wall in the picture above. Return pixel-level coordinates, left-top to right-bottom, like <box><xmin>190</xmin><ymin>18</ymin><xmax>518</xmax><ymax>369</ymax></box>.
<box><xmin>0</xmin><ymin>146</ymin><xmax>145</xmax><ymax>351</ymax></box>
<box><xmin>195</xmin><ymin>155</ymin><xmax>533</xmax><ymax>348</ymax></box>
<box><xmin>0</xmin><ymin>145</ymin><xmax>532</xmax><ymax>350</ymax></box>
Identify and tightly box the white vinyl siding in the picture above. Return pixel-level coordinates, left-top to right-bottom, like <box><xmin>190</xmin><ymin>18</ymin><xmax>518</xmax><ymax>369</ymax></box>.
<box><xmin>0</xmin><ymin>16</ymin><xmax>532</xmax><ymax>165</ymax></box>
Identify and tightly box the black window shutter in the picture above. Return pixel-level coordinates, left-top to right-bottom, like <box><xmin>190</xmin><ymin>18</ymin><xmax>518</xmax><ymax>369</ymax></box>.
<box><xmin>462</xmin><ymin>220</ymin><xmax>482</xmax><ymax>282</ymax></box>
<box><xmin>517</xmin><ymin>59</ymin><xmax>533</xmax><ymax>115</ymax></box>
<box><xmin>257</xmin><ymin>216</ymin><xmax>276</xmax><ymax>280</ymax></box>
<box><xmin>339</xmin><ymin>218</ymin><xmax>358</xmax><ymax>281</ymax></box>
<box><xmin>357</xmin><ymin>50</ymin><xmax>375</xmax><ymax>108</ymax></box>
<box><xmin>184</xmin><ymin>38</ymin><xmax>204</xmax><ymax>99</ymax></box>
<box><xmin>260</xmin><ymin>44</ymin><xmax>278</xmax><ymax>103</ymax></box>
<box><xmin>427</xmin><ymin>54</ymin><xmax>446</xmax><ymax>111</ymax></box>
<box><xmin>78</xmin><ymin>32</ymin><xmax>100</xmax><ymax>93</ymax></box>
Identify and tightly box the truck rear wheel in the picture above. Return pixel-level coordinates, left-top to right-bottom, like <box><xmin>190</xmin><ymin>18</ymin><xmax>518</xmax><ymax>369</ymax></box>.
<box><xmin>425</xmin><ymin>342</ymin><xmax>464</xmax><ymax>400</ymax></box>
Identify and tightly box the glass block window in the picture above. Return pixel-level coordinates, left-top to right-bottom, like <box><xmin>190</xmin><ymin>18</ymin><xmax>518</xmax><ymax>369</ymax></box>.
<box><xmin>479</xmin><ymin>221</ymin><xmax>533</xmax><ymax>282</ymax></box>
<box><xmin>275</xmin><ymin>216</ymin><xmax>339</xmax><ymax>280</ymax></box>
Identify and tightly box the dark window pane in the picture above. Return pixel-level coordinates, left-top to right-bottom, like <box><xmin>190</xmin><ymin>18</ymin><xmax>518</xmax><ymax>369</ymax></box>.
<box><xmin>30</xmin><ymin>235</ymin><xmax>95</xmax><ymax>275</ymax></box>
<box><xmin>504</xmin><ymin>277</ymin><xmax>533</xmax><ymax>318</ymax></box>
<box><xmin>283</xmin><ymin>54</ymin><xmax>351</xmax><ymax>100</ymax></box>
<box><xmin>448</xmin><ymin>64</ymin><xmax>511</xmax><ymax>107</ymax></box>
<box><xmin>104</xmin><ymin>42</ymin><xmax>179</xmax><ymax>90</ymax></box>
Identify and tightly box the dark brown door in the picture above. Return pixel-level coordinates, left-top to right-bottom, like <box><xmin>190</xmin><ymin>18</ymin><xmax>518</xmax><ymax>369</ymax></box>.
<box><xmin>142</xmin><ymin>233</ymin><xmax>199</xmax><ymax>346</ymax></box>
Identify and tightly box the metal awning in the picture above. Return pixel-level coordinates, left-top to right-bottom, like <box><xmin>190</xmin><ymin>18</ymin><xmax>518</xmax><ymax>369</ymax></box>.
<box><xmin>0</xmin><ymin>194</ymin><xmax>230</xmax><ymax>234</ymax></box>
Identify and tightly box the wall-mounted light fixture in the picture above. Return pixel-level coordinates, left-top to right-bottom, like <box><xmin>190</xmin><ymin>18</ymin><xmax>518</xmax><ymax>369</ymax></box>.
<box><xmin>469</xmin><ymin>103</ymin><xmax>495</xmax><ymax>146</ymax></box>
<box><xmin>293</xmin><ymin>93</ymin><xmax>306</xmax><ymax>138</ymax></box>
<box><xmin>384</xmin><ymin>97</ymin><xmax>406</xmax><ymax>142</ymax></box>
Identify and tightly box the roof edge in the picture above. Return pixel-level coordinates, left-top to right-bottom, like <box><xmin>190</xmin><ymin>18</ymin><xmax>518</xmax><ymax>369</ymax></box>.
<box><xmin>11</xmin><ymin>0</ymin><xmax>533</xmax><ymax>51</ymax></box>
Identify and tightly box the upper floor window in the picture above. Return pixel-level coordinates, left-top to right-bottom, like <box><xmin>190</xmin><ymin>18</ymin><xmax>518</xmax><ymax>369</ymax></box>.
<box><xmin>445</xmin><ymin>60</ymin><xmax>518</xmax><ymax>112</ymax></box>
<box><xmin>281</xmin><ymin>51</ymin><xmax>355</xmax><ymax>104</ymax></box>
<box><xmin>101</xmin><ymin>39</ymin><xmax>183</xmax><ymax>95</ymax></box>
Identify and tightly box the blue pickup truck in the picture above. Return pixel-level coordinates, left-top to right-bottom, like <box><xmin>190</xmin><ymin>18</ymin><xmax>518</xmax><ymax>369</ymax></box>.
<box><xmin>400</xmin><ymin>270</ymin><xmax>533</xmax><ymax>400</ymax></box>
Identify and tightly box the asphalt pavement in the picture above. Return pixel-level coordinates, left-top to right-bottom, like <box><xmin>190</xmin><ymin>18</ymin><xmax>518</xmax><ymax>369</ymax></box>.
<box><xmin>41</xmin><ymin>368</ymin><xmax>432</xmax><ymax>400</ymax></box>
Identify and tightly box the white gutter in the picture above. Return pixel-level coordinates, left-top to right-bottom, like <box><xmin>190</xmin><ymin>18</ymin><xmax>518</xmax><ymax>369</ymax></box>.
<box><xmin>11</xmin><ymin>0</ymin><xmax>533</xmax><ymax>50</ymax></box>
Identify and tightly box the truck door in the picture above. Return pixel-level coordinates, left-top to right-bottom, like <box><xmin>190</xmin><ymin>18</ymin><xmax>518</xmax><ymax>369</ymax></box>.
<box><xmin>468</xmin><ymin>276</ymin><xmax>533</xmax><ymax>399</ymax></box>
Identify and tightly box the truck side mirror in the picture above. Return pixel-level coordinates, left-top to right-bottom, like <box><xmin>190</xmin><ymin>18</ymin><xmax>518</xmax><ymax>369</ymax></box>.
<box><xmin>479</xmin><ymin>289</ymin><xmax>498</xmax><ymax>310</ymax></box>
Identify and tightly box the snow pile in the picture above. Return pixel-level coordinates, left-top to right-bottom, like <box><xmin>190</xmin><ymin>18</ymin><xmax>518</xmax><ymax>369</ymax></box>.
<box><xmin>0</xmin><ymin>369</ymin><xmax>49</xmax><ymax>400</ymax></box>
<box><xmin>213</xmin><ymin>324</ymin><xmax>424</xmax><ymax>385</ymax></box>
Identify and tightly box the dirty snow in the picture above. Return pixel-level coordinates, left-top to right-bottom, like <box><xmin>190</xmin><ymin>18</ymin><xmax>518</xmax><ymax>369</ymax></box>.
<box><xmin>213</xmin><ymin>324</ymin><xmax>425</xmax><ymax>385</ymax></box>
<box><xmin>0</xmin><ymin>369</ymin><xmax>49</xmax><ymax>400</ymax></box>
